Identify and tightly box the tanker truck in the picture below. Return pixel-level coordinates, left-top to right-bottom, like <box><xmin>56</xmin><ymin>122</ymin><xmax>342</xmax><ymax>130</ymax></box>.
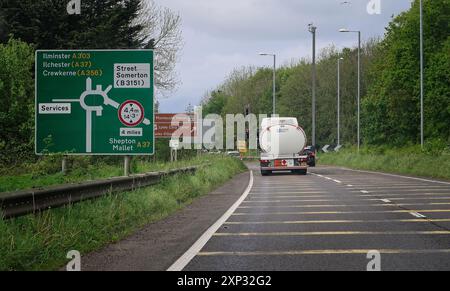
<box><xmin>259</xmin><ymin>117</ymin><xmax>309</xmax><ymax>176</ymax></box>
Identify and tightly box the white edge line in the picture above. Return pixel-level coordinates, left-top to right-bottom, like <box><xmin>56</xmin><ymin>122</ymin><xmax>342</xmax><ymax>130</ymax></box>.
<box><xmin>167</xmin><ymin>171</ymin><xmax>254</xmax><ymax>271</ymax></box>
<box><xmin>338</xmin><ymin>167</ymin><xmax>450</xmax><ymax>186</ymax></box>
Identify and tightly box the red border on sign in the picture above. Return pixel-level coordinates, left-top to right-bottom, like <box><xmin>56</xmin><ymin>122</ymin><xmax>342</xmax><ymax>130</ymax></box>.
<box><xmin>118</xmin><ymin>100</ymin><xmax>145</xmax><ymax>127</ymax></box>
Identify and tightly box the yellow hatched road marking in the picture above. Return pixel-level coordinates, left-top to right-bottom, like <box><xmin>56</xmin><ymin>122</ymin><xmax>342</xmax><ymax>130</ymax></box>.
<box><xmin>351</xmin><ymin>186</ymin><xmax>450</xmax><ymax>189</ymax></box>
<box><xmin>198</xmin><ymin>249</ymin><xmax>450</xmax><ymax>256</ymax></box>
<box><xmin>232</xmin><ymin>209</ymin><xmax>450</xmax><ymax>216</ymax></box>
<box><xmin>250</xmin><ymin>192</ymin><xmax>328</xmax><ymax>195</ymax></box>
<box><xmin>224</xmin><ymin>219</ymin><xmax>450</xmax><ymax>225</ymax></box>
<box><xmin>238</xmin><ymin>203</ymin><xmax>450</xmax><ymax>209</ymax></box>
<box><xmin>213</xmin><ymin>231</ymin><xmax>450</xmax><ymax>237</ymax></box>
<box><xmin>361</xmin><ymin>193</ymin><xmax>450</xmax><ymax>197</ymax></box>
<box><xmin>351</xmin><ymin>189</ymin><xmax>450</xmax><ymax>193</ymax></box>
<box><xmin>245</xmin><ymin>199</ymin><xmax>342</xmax><ymax>203</ymax></box>
<box><xmin>367</xmin><ymin>197</ymin><xmax>450</xmax><ymax>201</ymax></box>
<box><xmin>248</xmin><ymin>196</ymin><xmax>332</xmax><ymax>199</ymax></box>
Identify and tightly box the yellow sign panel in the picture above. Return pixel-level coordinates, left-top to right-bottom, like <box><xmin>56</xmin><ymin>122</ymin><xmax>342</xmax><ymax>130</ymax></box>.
<box><xmin>237</xmin><ymin>141</ymin><xmax>247</xmax><ymax>153</ymax></box>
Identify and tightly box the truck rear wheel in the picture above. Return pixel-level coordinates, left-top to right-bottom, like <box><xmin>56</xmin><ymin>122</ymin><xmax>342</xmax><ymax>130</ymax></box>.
<box><xmin>294</xmin><ymin>170</ymin><xmax>307</xmax><ymax>175</ymax></box>
<box><xmin>261</xmin><ymin>170</ymin><xmax>271</xmax><ymax>176</ymax></box>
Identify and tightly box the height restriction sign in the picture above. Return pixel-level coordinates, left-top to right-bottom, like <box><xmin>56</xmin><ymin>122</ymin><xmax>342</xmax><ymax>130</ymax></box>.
<box><xmin>35</xmin><ymin>50</ymin><xmax>154</xmax><ymax>155</ymax></box>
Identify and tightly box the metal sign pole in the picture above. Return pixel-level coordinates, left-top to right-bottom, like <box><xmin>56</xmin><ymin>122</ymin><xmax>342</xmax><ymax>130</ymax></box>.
<box><xmin>62</xmin><ymin>156</ymin><xmax>68</xmax><ymax>175</ymax></box>
<box><xmin>124</xmin><ymin>156</ymin><xmax>131</xmax><ymax>176</ymax></box>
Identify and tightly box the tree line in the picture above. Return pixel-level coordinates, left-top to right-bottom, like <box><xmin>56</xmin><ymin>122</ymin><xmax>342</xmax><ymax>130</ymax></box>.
<box><xmin>202</xmin><ymin>0</ymin><xmax>450</xmax><ymax>149</ymax></box>
<box><xmin>0</xmin><ymin>0</ymin><xmax>182</xmax><ymax>166</ymax></box>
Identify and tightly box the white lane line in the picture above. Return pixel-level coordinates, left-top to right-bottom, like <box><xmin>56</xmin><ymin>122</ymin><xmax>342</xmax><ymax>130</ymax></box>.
<box><xmin>167</xmin><ymin>171</ymin><xmax>254</xmax><ymax>271</ymax></box>
<box><xmin>347</xmin><ymin>185</ymin><xmax>354</xmax><ymax>187</ymax></box>
<box><xmin>410</xmin><ymin>212</ymin><xmax>427</xmax><ymax>219</ymax></box>
<box><xmin>361</xmin><ymin>190</ymin><xmax>370</xmax><ymax>194</ymax></box>
<box><xmin>311</xmin><ymin>173</ymin><xmax>344</xmax><ymax>185</ymax></box>
<box><xmin>338</xmin><ymin>167</ymin><xmax>450</xmax><ymax>186</ymax></box>
<box><xmin>381</xmin><ymin>199</ymin><xmax>392</xmax><ymax>203</ymax></box>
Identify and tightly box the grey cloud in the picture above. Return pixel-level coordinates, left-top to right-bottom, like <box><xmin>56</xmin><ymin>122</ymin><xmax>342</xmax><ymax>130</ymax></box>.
<box><xmin>157</xmin><ymin>0</ymin><xmax>413</xmax><ymax>112</ymax></box>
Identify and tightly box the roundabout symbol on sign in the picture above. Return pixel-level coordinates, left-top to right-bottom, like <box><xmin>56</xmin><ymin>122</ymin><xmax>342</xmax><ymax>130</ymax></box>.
<box><xmin>119</xmin><ymin>100</ymin><xmax>145</xmax><ymax>127</ymax></box>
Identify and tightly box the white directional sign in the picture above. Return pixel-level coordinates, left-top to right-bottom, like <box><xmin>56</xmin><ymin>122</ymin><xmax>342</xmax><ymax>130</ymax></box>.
<box><xmin>170</xmin><ymin>139</ymin><xmax>180</xmax><ymax>149</ymax></box>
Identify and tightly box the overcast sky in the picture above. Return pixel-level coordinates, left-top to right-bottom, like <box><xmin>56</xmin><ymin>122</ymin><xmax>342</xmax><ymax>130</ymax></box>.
<box><xmin>157</xmin><ymin>0</ymin><xmax>414</xmax><ymax>113</ymax></box>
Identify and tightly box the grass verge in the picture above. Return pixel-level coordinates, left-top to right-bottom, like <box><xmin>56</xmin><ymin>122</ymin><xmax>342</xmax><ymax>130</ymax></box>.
<box><xmin>319</xmin><ymin>146</ymin><xmax>450</xmax><ymax>181</ymax></box>
<box><xmin>0</xmin><ymin>155</ymin><xmax>247</xmax><ymax>271</ymax></box>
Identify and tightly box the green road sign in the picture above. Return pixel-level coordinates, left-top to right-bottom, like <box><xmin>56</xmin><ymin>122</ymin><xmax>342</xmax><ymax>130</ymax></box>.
<box><xmin>35</xmin><ymin>50</ymin><xmax>154</xmax><ymax>155</ymax></box>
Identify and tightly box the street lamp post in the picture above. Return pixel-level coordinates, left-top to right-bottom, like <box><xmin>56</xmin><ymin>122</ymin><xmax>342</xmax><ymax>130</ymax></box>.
<box><xmin>308</xmin><ymin>24</ymin><xmax>317</xmax><ymax>148</ymax></box>
<box><xmin>259</xmin><ymin>53</ymin><xmax>277</xmax><ymax>116</ymax></box>
<box><xmin>339</xmin><ymin>28</ymin><xmax>361</xmax><ymax>152</ymax></box>
<box><xmin>420</xmin><ymin>0</ymin><xmax>424</xmax><ymax>148</ymax></box>
<box><xmin>337</xmin><ymin>57</ymin><xmax>344</xmax><ymax>147</ymax></box>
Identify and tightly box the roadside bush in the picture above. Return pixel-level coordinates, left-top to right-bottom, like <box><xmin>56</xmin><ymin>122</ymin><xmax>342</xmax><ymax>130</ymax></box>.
<box><xmin>0</xmin><ymin>39</ymin><xmax>35</xmax><ymax>166</ymax></box>
<box><xmin>424</xmin><ymin>138</ymin><xmax>449</xmax><ymax>155</ymax></box>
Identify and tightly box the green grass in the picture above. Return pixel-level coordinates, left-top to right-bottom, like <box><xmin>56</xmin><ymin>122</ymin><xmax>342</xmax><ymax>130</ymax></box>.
<box><xmin>319</xmin><ymin>146</ymin><xmax>450</xmax><ymax>181</ymax></box>
<box><xmin>0</xmin><ymin>156</ymin><xmax>212</xmax><ymax>193</ymax></box>
<box><xmin>0</xmin><ymin>155</ymin><xmax>247</xmax><ymax>271</ymax></box>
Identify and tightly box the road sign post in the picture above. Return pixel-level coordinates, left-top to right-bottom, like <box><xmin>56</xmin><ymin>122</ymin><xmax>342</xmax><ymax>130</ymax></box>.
<box><xmin>35</xmin><ymin>50</ymin><xmax>154</xmax><ymax>156</ymax></box>
<box><xmin>124</xmin><ymin>156</ymin><xmax>131</xmax><ymax>176</ymax></box>
<box><xmin>170</xmin><ymin>139</ymin><xmax>180</xmax><ymax>162</ymax></box>
<box><xmin>62</xmin><ymin>156</ymin><xmax>68</xmax><ymax>175</ymax></box>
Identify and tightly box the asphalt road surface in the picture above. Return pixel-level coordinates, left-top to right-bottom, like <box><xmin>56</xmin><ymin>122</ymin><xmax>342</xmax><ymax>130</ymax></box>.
<box><xmin>184</xmin><ymin>163</ymin><xmax>450</xmax><ymax>271</ymax></box>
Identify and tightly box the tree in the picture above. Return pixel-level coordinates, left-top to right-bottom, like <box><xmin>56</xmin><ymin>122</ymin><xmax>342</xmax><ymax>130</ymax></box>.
<box><xmin>137</xmin><ymin>0</ymin><xmax>183</xmax><ymax>93</ymax></box>
<box><xmin>0</xmin><ymin>0</ymin><xmax>183</xmax><ymax>93</ymax></box>
<box><xmin>363</xmin><ymin>0</ymin><xmax>450</xmax><ymax>145</ymax></box>
<box><xmin>0</xmin><ymin>0</ymin><xmax>143</xmax><ymax>49</ymax></box>
<box><xmin>0</xmin><ymin>39</ymin><xmax>35</xmax><ymax>165</ymax></box>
